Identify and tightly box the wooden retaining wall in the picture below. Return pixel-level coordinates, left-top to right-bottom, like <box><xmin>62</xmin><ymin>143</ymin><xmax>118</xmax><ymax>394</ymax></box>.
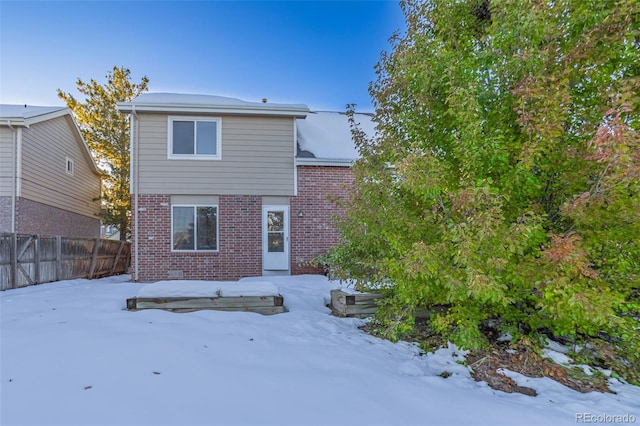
<box><xmin>126</xmin><ymin>295</ymin><xmax>285</xmax><ymax>315</ymax></box>
<box><xmin>0</xmin><ymin>233</ymin><xmax>130</xmax><ymax>290</ymax></box>
<box><xmin>330</xmin><ymin>289</ymin><xmax>385</xmax><ymax>318</ymax></box>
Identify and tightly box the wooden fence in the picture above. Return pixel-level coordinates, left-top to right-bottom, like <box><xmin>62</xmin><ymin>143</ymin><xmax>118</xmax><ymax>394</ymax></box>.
<box><xmin>0</xmin><ymin>233</ymin><xmax>131</xmax><ymax>291</ymax></box>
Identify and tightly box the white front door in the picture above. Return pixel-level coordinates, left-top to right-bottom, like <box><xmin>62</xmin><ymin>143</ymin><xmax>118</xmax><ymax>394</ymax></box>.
<box><xmin>262</xmin><ymin>206</ymin><xmax>289</xmax><ymax>271</ymax></box>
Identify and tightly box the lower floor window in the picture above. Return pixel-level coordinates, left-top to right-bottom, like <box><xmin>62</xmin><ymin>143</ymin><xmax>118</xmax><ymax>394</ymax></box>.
<box><xmin>172</xmin><ymin>205</ymin><xmax>218</xmax><ymax>251</ymax></box>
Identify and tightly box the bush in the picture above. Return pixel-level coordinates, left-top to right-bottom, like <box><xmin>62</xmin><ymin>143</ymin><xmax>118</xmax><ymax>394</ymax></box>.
<box><xmin>336</xmin><ymin>0</ymin><xmax>640</xmax><ymax>384</ymax></box>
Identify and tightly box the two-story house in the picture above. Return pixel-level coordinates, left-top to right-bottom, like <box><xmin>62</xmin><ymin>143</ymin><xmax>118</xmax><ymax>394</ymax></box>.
<box><xmin>0</xmin><ymin>105</ymin><xmax>102</xmax><ymax>238</ymax></box>
<box><xmin>118</xmin><ymin>93</ymin><xmax>373</xmax><ymax>282</ymax></box>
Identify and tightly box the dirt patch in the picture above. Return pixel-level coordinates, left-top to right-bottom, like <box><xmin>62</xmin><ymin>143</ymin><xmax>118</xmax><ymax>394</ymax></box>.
<box><xmin>466</xmin><ymin>345</ymin><xmax>613</xmax><ymax>396</ymax></box>
<box><xmin>360</xmin><ymin>318</ymin><xmax>613</xmax><ymax>396</ymax></box>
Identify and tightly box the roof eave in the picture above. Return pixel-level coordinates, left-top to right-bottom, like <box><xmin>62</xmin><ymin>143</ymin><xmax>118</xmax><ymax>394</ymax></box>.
<box><xmin>0</xmin><ymin>108</ymin><xmax>69</xmax><ymax>127</ymax></box>
<box><xmin>117</xmin><ymin>102</ymin><xmax>309</xmax><ymax>117</ymax></box>
<box><xmin>23</xmin><ymin>108</ymin><xmax>69</xmax><ymax>126</ymax></box>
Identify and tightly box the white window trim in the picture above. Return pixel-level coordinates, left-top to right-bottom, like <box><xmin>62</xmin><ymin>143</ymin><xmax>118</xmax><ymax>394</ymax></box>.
<box><xmin>167</xmin><ymin>116</ymin><xmax>222</xmax><ymax>160</ymax></box>
<box><xmin>65</xmin><ymin>157</ymin><xmax>74</xmax><ymax>176</ymax></box>
<box><xmin>171</xmin><ymin>204</ymin><xmax>219</xmax><ymax>252</ymax></box>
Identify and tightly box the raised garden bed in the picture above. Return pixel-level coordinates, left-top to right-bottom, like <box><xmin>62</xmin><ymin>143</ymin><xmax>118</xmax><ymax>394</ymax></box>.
<box><xmin>330</xmin><ymin>289</ymin><xmax>384</xmax><ymax>318</ymax></box>
<box><xmin>126</xmin><ymin>280</ymin><xmax>285</xmax><ymax>315</ymax></box>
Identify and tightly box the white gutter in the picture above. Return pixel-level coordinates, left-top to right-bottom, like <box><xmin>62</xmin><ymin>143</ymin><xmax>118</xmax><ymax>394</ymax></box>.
<box><xmin>117</xmin><ymin>103</ymin><xmax>309</xmax><ymax>118</ymax></box>
<box><xmin>130</xmin><ymin>106</ymin><xmax>139</xmax><ymax>281</ymax></box>
<box><xmin>295</xmin><ymin>157</ymin><xmax>355</xmax><ymax>167</ymax></box>
<box><xmin>0</xmin><ymin>119</ymin><xmax>27</xmax><ymax>128</ymax></box>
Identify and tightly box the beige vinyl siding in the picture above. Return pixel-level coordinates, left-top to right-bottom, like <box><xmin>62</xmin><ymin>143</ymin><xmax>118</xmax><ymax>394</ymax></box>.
<box><xmin>0</xmin><ymin>127</ymin><xmax>15</xmax><ymax>197</ymax></box>
<box><xmin>136</xmin><ymin>114</ymin><xmax>295</xmax><ymax>195</ymax></box>
<box><xmin>262</xmin><ymin>196</ymin><xmax>290</xmax><ymax>206</ymax></box>
<box><xmin>20</xmin><ymin>116</ymin><xmax>101</xmax><ymax>218</ymax></box>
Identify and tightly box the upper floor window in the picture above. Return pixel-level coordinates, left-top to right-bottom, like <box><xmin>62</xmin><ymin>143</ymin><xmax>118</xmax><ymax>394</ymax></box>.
<box><xmin>168</xmin><ymin>116</ymin><xmax>221</xmax><ymax>160</ymax></box>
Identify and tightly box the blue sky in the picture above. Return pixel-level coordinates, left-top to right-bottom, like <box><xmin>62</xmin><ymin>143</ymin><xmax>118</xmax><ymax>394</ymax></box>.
<box><xmin>0</xmin><ymin>1</ymin><xmax>404</xmax><ymax>112</ymax></box>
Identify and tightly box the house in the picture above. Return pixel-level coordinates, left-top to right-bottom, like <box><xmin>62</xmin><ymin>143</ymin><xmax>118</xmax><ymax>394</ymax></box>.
<box><xmin>0</xmin><ymin>105</ymin><xmax>102</xmax><ymax>238</ymax></box>
<box><xmin>118</xmin><ymin>93</ymin><xmax>374</xmax><ymax>282</ymax></box>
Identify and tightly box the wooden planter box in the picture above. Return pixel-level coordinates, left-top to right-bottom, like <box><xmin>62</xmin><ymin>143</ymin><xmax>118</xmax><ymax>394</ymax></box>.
<box><xmin>330</xmin><ymin>289</ymin><xmax>384</xmax><ymax>318</ymax></box>
<box><xmin>126</xmin><ymin>295</ymin><xmax>285</xmax><ymax>315</ymax></box>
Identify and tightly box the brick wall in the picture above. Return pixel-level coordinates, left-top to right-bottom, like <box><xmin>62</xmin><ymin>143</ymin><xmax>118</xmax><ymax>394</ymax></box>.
<box><xmin>133</xmin><ymin>167</ymin><xmax>354</xmax><ymax>281</ymax></box>
<box><xmin>290</xmin><ymin>165</ymin><xmax>354</xmax><ymax>275</ymax></box>
<box><xmin>13</xmin><ymin>197</ymin><xmax>100</xmax><ymax>238</ymax></box>
<box><xmin>219</xmin><ymin>195</ymin><xmax>262</xmax><ymax>279</ymax></box>
<box><xmin>134</xmin><ymin>194</ymin><xmax>262</xmax><ymax>282</ymax></box>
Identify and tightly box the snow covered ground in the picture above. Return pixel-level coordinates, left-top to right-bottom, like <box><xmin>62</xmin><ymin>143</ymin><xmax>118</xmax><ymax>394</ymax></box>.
<box><xmin>1</xmin><ymin>274</ymin><xmax>638</xmax><ymax>426</ymax></box>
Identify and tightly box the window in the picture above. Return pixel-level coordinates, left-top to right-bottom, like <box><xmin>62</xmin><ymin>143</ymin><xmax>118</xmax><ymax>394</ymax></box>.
<box><xmin>168</xmin><ymin>117</ymin><xmax>221</xmax><ymax>159</ymax></box>
<box><xmin>65</xmin><ymin>157</ymin><xmax>74</xmax><ymax>175</ymax></box>
<box><xmin>267</xmin><ymin>211</ymin><xmax>285</xmax><ymax>252</ymax></box>
<box><xmin>172</xmin><ymin>205</ymin><xmax>218</xmax><ymax>251</ymax></box>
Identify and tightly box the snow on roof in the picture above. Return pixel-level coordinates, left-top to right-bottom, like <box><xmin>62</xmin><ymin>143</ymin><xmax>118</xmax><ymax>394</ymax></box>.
<box><xmin>130</xmin><ymin>93</ymin><xmax>273</xmax><ymax>107</ymax></box>
<box><xmin>296</xmin><ymin>111</ymin><xmax>376</xmax><ymax>161</ymax></box>
<box><xmin>0</xmin><ymin>104</ymin><xmax>67</xmax><ymax>122</ymax></box>
<box><xmin>119</xmin><ymin>92</ymin><xmax>309</xmax><ymax>116</ymax></box>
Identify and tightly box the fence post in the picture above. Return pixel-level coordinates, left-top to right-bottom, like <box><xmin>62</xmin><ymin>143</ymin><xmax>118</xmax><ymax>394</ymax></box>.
<box><xmin>55</xmin><ymin>236</ymin><xmax>62</xmax><ymax>281</ymax></box>
<box><xmin>33</xmin><ymin>235</ymin><xmax>40</xmax><ymax>284</ymax></box>
<box><xmin>110</xmin><ymin>241</ymin><xmax>125</xmax><ymax>275</ymax></box>
<box><xmin>88</xmin><ymin>237</ymin><xmax>101</xmax><ymax>279</ymax></box>
<box><xmin>10</xmin><ymin>233</ymin><xmax>17</xmax><ymax>289</ymax></box>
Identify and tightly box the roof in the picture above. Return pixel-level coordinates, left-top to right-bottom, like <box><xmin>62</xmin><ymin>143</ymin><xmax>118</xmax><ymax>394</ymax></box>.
<box><xmin>118</xmin><ymin>93</ymin><xmax>309</xmax><ymax>117</ymax></box>
<box><xmin>296</xmin><ymin>111</ymin><xmax>376</xmax><ymax>165</ymax></box>
<box><xmin>0</xmin><ymin>104</ymin><xmax>68</xmax><ymax>127</ymax></box>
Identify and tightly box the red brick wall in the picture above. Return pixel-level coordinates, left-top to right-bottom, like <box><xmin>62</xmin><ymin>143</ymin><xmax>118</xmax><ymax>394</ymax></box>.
<box><xmin>134</xmin><ymin>194</ymin><xmax>262</xmax><ymax>281</ymax></box>
<box><xmin>290</xmin><ymin>166</ymin><xmax>354</xmax><ymax>275</ymax></box>
<box><xmin>13</xmin><ymin>197</ymin><xmax>100</xmax><ymax>238</ymax></box>
<box><xmin>133</xmin><ymin>167</ymin><xmax>353</xmax><ymax>281</ymax></box>
<box><xmin>219</xmin><ymin>195</ymin><xmax>262</xmax><ymax>279</ymax></box>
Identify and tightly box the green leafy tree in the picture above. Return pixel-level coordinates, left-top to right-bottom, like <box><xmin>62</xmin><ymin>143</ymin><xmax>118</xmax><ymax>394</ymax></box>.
<box><xmin>58</xmin><ymin>67</ymin><xmax>149</xmax><ymax>240</ymax></box>
<box><xmin>335</xmin><ymin>0</ymin><xmax>640</xmax><ymax>382</ymax></box>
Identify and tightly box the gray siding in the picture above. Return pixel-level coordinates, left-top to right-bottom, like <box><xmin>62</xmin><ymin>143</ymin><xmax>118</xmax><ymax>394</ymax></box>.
<box><xmin>0</xmin><ymin>127</ymin><xmax>15</xmax><ymax>197</ymax></box>
<box><xmin>136</xmin><ymin>114</ymin><xmax>295</xmax><ymax>195</ymax></box>
<box><xmin>20</xmin><ymin>116</ymin><xmax>101</xmax><ymax>218</ymax></box>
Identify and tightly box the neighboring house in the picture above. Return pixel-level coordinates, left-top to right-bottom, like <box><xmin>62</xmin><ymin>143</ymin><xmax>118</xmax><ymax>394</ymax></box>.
<box><xmin>0</xmin><ymin>105</ymin><xmax>102</xmax><ymax>238</ymax></box>
<box><xmin>118</xmin><ymin>93</ymin><xmax>374</xmax><ymax>282</ymax></box>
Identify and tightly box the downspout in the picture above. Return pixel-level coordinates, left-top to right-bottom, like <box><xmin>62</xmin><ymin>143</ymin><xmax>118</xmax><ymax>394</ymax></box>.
<box><xmin>293</xmin><ymin>117</ymin><xmax>298</xmax><ymax>197</ymax></box>
<box><xmin>8</xmin><ymin>123</ymin><xmax>16</xmax><ymax>233</ymax></box>
<box><xmin>16</xmin><ymin>128</ymin><xmax>22</xmax><ymax>212</ymax></box>
<box><xmin>130</xmin><ymin>106</ymin><xmax>139</xmax><ymax>281</ymax></box>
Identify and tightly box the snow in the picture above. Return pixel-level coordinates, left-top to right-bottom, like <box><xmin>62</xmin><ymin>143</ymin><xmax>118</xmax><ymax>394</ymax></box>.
<box><xmin>542</xmin><ymin>347</ymin><xmax>574</xmax><ymax>366</ymax></box>
<box><xmin>137</xmin><ymin>280</ymin><xmax>280</xmax><ymax>298</ymax></box>
<box><xmin>0</xmin><ymin>104</ymin><xmax>66</xmax><ymax>120</ymax></box>
<box><xmin>1</xmin><ymin>274</ymin><xmax>639</xmax><ymax>426</ymax></box>
<box><xmin>297</xmin><ymin>111</ymin><xmax>376</xmax><ymax>160</ymax></box>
